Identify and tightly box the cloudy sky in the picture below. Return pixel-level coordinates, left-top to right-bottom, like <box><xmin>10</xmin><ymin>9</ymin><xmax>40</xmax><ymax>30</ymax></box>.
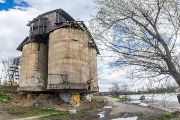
<box><xmin>0</xmin><ymin>0</ymin><xmax>161</xmax><ymax>92</ymax></box>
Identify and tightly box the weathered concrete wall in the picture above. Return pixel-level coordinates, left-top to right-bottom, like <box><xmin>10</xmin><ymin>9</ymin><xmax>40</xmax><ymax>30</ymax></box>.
<box><xmin>19</xmin><ymin>42</ymin><xmax>48</xmax><ymax>91</ymax></box>
<box><xmin>19</xmin><ymin>28</ymin><xmax>98</xmax><ymax>93</ymax></box>
<box><xmin>47</xmin><ymin>28</ymin><xmax>89</xmax><ymax>90</ymax></box>
<box><xmin>88</xmin><ymin>47</ymin><xmax>98</xmax><ymax>92</ymax></box>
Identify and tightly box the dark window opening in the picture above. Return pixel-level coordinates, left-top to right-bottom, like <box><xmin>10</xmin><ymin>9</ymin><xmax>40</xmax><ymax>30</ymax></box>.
<box><xmin>56</xmin><ymin>11</ymin><xmax>60</xmax><ymax>23</ymax></box>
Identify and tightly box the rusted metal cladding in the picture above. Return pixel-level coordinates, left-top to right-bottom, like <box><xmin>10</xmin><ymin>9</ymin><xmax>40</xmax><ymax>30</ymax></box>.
<box><xmin>19</xmin><ymin>42</ymin><xmax>48</xmax><ymax>91</ymax></box>
<box><xmin>47</xmin><ymin>28</ymin><xmax>89</xmax><ymax>90</ymax></box>
<box><xmin>88</xmin><ymin>47</ymin><xmax>98</xmax><ymax>92</ymax></box>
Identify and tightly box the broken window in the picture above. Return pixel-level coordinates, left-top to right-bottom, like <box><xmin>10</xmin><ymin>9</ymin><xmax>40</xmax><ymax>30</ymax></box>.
<box><xmin>56</xmin><ymin>11</ymin><xmax>64</xmax><ymax>23</ymax></box>
<box><xmin>56</xmin><ymin>11</ymin><xmax>60</xmax><ymax>23</ymax></box>
<box><xmin>30</xmin><ymin>25</ymin><xmax>34</xmax><ymax>34</ymax></box>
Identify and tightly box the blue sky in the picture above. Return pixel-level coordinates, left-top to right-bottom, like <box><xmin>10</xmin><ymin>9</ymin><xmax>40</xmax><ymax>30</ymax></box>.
<box><xmin>0</xmin><ymin>0</ymin><xmax>29</xmax><ymax>10</ymax></box>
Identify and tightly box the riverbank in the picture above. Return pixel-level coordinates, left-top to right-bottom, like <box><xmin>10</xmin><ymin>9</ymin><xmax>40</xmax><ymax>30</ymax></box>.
<box><xmin>102</xmin><ymin>96</ymin><xmax>165</xmax><ymax>120</ymax></box>
<box><xmin>0</xmin><ymin>93</ymin><xmax>180</xmax><ymax>120</ymax></box>
<box><xmin>0</xmin><ymin>94</ymin><xmax>106</xmax><ymax>120</ymax></box>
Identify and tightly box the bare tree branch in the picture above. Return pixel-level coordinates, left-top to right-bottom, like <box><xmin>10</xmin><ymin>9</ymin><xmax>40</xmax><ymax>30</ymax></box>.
<box><xmin>92</xmin><ymin>0</ymin><xmax>180</xmax><ymax>85</ymax></box>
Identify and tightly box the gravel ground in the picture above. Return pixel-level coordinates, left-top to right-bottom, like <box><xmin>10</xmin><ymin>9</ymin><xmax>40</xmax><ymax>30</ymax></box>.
<box><xmin>102</xmin><ymin>96</ymin><xmax>164</xmax><ymax>120</ymax></box>
<box><xmin>0</xmin><ymin>110</ymin><xmax>19</xmax><ymax>120</ymax></box>
<box><xmin>146</xmin><ymin>100</ymin><xmax>180</xmax><ymax>112</ymax></box>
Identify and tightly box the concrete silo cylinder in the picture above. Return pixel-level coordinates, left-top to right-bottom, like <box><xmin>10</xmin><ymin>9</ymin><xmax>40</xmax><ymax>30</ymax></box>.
<box><xmin>88</xmin><ymin>47</ymin><xmax>98</xmax><ymax>92</ymax></box>
<box><xmin>19</xmin><ymin>42</ymin><xmax>48</xmax><ymax>91</ymax></box>
<box><xmin>47</xmin><ymin>28</ymin><xmax>89</xmax><ymax>90</ymax></box>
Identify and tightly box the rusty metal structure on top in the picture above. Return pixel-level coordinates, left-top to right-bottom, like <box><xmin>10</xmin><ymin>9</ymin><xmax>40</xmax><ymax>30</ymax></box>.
<box><xmin>17</xmin><ymin>9</ymin><xmax>99</xmax><ymax>94</ymax></box>
<box><xmin>17</xmin><ymin>9</ymin><xmax>98</xmax><ymax>52</ymax></box>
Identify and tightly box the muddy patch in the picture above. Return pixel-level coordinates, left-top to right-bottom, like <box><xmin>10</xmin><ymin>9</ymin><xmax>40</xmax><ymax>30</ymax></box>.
<box><xmin>0</xmin><ymin>110</ymin><xmax>19</xmax><ymax>120</ymax></box>
<box><xmin>111</xmin><ymin>116</ymin><xmax>138</xmax><ymax>120</ymax></box>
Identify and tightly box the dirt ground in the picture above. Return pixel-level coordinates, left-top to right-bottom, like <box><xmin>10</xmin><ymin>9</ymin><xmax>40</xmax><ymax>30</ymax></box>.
<box><xmin>0</xmin><ymin>95</ymin><xmax>178</xmax><ymax>120</ymax></box>
<box><xmin>0</xmin><ymin>86</ymin><xmax>171</xmax><ymax>120</ymax></box>
<box><xmin>99</xmin><ymin>96</ymin><xmax>164</xmax><ymax>120</ymax></box>
<box><xmin>38</xmin><ymin>96</ymin><xmax>167</xmax><ymax>120</ymax></box>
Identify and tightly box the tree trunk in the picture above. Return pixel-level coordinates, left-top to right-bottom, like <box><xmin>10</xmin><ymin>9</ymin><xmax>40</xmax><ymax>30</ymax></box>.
<box><xmin>166</xmin><ymin>59</ymin><xmax>180</xmax><ymax>86</ymax></box>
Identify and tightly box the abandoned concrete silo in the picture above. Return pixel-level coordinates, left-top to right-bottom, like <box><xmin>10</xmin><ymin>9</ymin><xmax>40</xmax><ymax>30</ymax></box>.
<box><xmin>17</xmin><ymin>9</ymin><xmax>99</xmax><ymax>94</ymax></box>
<box><xmin>88</xmin><ymin>46</ymin><xmax>98</xmax><ymax>92</ymax></box>
<box><xmin>17</xmin><ymin>38</ymin><xmax>48</xmax><ymax>91</ymax></box>
<box><xmin>47</xmin><ymin>28</ymin><xmax>89</xmax><ymax>91</ymax></box>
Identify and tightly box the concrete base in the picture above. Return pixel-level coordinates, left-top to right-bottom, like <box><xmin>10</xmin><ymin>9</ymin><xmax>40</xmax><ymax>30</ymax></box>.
<box><xmin>47</xmin><ymin>83</ymin><xmax>88</xmax><ymax>90</ymax></box>
<box><xmin>18</xmin><ymin>86</ymin><xmax>46</xmax><ymax>92</ymax></box>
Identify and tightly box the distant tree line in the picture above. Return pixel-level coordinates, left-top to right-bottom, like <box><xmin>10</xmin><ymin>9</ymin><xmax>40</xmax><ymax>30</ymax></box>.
<box><xmin>99</xmin><ymin>82</ymin><xmax>178</xmax><ymax>96</ymax></box>
<box><xmin>137</xmin><ymin>86</ymin><xmax>177</xmax><ymax>94</ymax></box>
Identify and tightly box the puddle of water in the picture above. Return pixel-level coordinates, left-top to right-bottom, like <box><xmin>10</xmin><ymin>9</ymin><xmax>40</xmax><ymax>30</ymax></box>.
<box><xmin>103</xmin><ymin>106</ymin><xmax>112</xmax><ymax>109</ymax></box>
<box><xmin>97</xmin><ymin>111</ymin><xmax>105</xmax><ymax>118</ymax></box>
<box><xmin>138</xmin><ymin>102</ymin><xmax>149</xmax><ymax>107</ymax></box>
<box><xmin>129</xmin><ymin>100</ymin><xmax>140</xmax><ymax>104</ymax></box>
<box><xmin>127</xmin><ymin>99</ymin><xmax>149</xmax><ymax>107</ymax></box>
<box><xmin>111</xmin><ymin>116</ymin><xmax>138</xmax><ymax>120</ymax></box>
<box><xmin>69</xmin><ymin>109</ymin><xmax>76</xmax><ymax>114</ymax></box>
<box><xmin>97</xmin><ymin>106</ymin><xmax>112</xmax><ymax>119</ymax></box>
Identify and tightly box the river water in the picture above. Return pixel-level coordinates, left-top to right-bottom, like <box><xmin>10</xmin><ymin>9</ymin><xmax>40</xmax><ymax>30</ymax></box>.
<box><xmin>97</xmin><ymin>93</ymin><xmax>180</xmax><ymax>120</ymax></box>
<box><xmin>127</xmin><ymin>93</ymin><xmax>179</xmax><ymax>103</ymax></box>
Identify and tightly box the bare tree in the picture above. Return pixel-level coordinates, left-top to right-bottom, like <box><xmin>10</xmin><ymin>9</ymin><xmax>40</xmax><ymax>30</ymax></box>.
<box><xmin>1</xmin><ymin>57</ymin><xmax>20</xmax><ymax>85</ymax></box>
<box><xmin>120</xmin><ymin>83</ymin><xmax>129</xmax><ymax>95</ymax></box>
<box><xmin>109</xmin><ymin>82</ymin><xmax>120</xmax><ymax>96</ymax></box>
<box><xmin>109</xmin><ymin>82</ymin><xmax>129</xmax><ymax>96</ymax></box>
<box><xmin>92</xmin><ymin>0</ymin><xmax>180</xmax><ymax>85</ymax></box>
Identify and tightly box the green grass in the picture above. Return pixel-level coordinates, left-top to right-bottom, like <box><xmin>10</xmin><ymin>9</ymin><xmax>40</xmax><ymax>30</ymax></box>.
<box><xmin>112</xmin><ymin>96</ymin><xmax>119</xmax><ymax>99</ymax></box>
<box><xmin>40</xmin><ymin>111</ymin><xmax>69</xmax><ymax>120</ymax></box>
<box><xmin>0</xmin><ymin>92</ymin><xmax>67</xmax><ymax>118</ymax></box>
<box><xmin>0</xmin><ymin>93</ymin><xmax>11</xmax><ymax>103</ymax></box>
<box><xmin>41</xmin><ymin>96</ymin><xmax>106</xmax><ymax>120</ymax></box>
<box><xmin>155</xmin><ymin>112</ymin><xmax>172</xmax><ymax>120</ymax></box>
<box><xmin>0</xmin><ymin>94</ymin><xmax>105</xmax><ymax>120</ymax></box>
<box><xmin>41</xmin><ymin>107</ymin><xmax>96</xmax><ymax>120</ymax></box>
<box><xmin>112</xmin><ymin>95</ymin><xmax>129</xmax><ymax>101</ymax></box>
<box><xmin>119</xmin><ymin>95</ymin><xmax>129</xmax><ymax>101</ymax></box>
<box><xmin>7</xmin><ymin>106</ymin><xmax>68</xmax><ymax>118</ymax></box>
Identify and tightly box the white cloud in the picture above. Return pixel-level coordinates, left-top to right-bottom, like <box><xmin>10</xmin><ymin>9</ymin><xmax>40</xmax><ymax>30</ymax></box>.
<box><xmin>0</xmin><ymin>8</ymin><xmax>39</xmax><ymax>59</ymax></box>
<box><xmin>0</xmin><ymin>0</ymin><xmax>96</xmax><ymax>59</ymax></box>
<box><xmin>25</xmin><ymin>0</ymin><xmax>96</xmax><ymax>21</ymax></box>
<box><xmin>14</xmin><ymin>0</ymin><xmax>24</xmax><ymax>4</ymax></box>
<box><xmin>0</xmin><ymin>0</ymin><xmax>5</xmax><ymax>3</ymax></box>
